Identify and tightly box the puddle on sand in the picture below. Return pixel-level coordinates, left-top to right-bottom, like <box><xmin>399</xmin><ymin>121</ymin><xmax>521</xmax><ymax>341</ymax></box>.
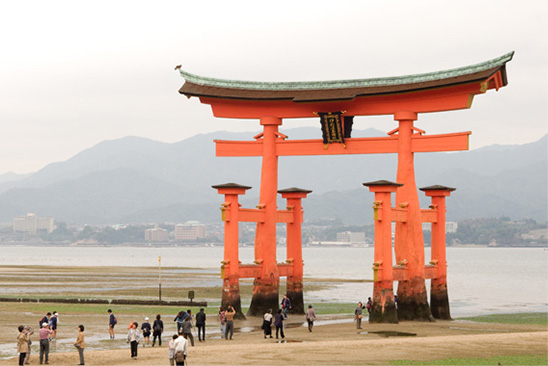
<box><xmin>276</xmin><ymin>339</ymin><xmax>304</xmax><ymax>344</ymax></box>
<box><xmin>360</xmin><ymin>331</ymin><xmax>417</xmax><ymax>337</ymax></box>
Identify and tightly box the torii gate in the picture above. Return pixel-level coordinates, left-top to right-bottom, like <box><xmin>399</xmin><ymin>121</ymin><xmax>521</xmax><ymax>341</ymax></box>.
<box><xmin>176</xmin><ymin>52</ymin><xmax>513</xmax><ymax>320</ymax></box>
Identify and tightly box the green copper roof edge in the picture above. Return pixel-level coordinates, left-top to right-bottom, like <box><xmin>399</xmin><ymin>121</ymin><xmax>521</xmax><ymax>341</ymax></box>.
<box><xmin>178</xmin><ymin>51</ymin><xmax>514</xmax><ymax>91</ymax></box>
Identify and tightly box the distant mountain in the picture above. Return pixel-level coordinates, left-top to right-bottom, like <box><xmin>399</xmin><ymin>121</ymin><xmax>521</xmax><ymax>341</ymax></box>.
<box><xmin>0</xmin><ymin>172</ymin><xmax>32</xmax><ymax>184</ymax></box>
<box><xmin>0</xmin><ymin>128</ymin><xmax>545</xmax><ymax>225</ymax></box>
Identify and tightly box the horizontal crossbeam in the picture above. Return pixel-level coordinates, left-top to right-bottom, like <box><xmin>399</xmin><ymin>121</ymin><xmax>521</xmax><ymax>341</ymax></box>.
<box><xmin>215</xmin><ymin>132</ymin><xmax>470</xmax><ymax>157</ymax></box>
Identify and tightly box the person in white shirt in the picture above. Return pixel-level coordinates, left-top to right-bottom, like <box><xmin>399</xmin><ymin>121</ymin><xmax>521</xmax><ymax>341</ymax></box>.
<box><xmin>173</xmin><ymin>332</ymin><xmax>189</xmax><ymax>366</ymax></box>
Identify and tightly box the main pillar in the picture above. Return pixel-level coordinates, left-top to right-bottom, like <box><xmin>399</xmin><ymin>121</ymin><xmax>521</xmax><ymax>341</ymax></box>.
<box><xmin>279</xmin><ymin>187</ymin><xmax>312</xmax><ymax>315</ymax></box>
<box><xmin>393</xmin><ymin>112</ymin><xmax>433</xmax><ymax>321</ymax></box>
<box><xmin>248</xmin><ymin>117</ymin><xmax>282</xmax><ymax>316</ymax></box>
<box><xmin>212</xmin><ymin>183</ymin><xmax>251</xmax><ymax>319</ymax></box>
<box><xmin>363</xmin><ymin>180</ymin><xmax>400</xmax><ymax>323</ymax></box>
<box><xmin>421</xmin><ymin>185</ymin><xmax>455</xmax><ymax>320</ymax></box>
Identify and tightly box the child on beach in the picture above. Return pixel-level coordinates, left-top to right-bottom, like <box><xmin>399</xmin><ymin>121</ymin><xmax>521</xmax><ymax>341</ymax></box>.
<box><xmin>127</xmin><ymin>322</ymin><xmax>140</xmax><ymax>359</ymax></box>
<box><xmin>141</xmin><ymin>317</ymin><xmax>151</xmax><ymax>346</ymax></box>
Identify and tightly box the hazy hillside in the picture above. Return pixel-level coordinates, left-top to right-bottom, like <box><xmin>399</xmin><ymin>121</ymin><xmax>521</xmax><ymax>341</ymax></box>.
<box><xmin>0</xmin><ymin>128</ymin><xmax>545</xmax><ymax>225</ymax></box>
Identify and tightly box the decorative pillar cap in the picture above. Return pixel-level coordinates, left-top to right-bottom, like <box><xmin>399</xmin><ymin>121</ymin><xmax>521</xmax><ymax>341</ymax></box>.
<box><xmin>278</xmin><ymin>187</ymin><xmax>312</xmax><ymax>199</ymax></box>
<box><xmin>363</xmin><ymin>180</ymin><xmax>403</xmax><ymax>193</ymax></box>
<box><xmin>212</xmin><ymin>183</ymin><xmax>252</xmax><ymax>195</ymax></box>
<box><xmin>420</xmin><ymin>185</ymin><xmax>456</xmax><ymax>197</ymax></box>
<box><xmin>362</xmin><ymin>180</ymin><xmax>403</xmax><ymax>187</ymax></box>
<box><xmin>419</xmin><ymin>185</ymin><xmax>456</xmax><ymax>191</ymax></box>
<box><xmin>212</xmin><ymin>183</ymin><xmax>252</xmax><ymax>190</ymax></box>
<box><xmin>278</xmin><ymin>187</ymin><xmax>313</xmax><ymax>194</ymax></box>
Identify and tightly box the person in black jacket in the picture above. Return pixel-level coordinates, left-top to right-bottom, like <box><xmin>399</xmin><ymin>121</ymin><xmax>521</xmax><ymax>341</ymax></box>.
<box><xmin>195</xmin><ymin>308</ymin><xmax>206</xmax><ymax>342</ymax></box>
<box><xmin>151</xmin><ymin>314</ymin><xmax>164</xmax><ymax>347</ymax></box>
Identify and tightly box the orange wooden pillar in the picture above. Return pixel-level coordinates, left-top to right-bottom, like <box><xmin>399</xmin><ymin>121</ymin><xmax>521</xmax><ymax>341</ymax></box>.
<box><xmin>393</xmin><ymin>111</ymin><xmax>433</xmax><ymax>321</ymax></box>
<box><xmin>212</xmin><ymin>183</ymin><xmax>251</xmax><ymax>319</ymax></box>
<box><xmin>363</xmin><ymin>180</ymin><xmax>401</xmax><ymax>323</ymax></box>
<box><xmin>279</xmin><ymin>187</ymin><xmax>312</xmax><ymax>315</ymax></box>
<box><xmin>421</xmin><ymin>185</ymin><xmax>455</xmax><ymax>320</ymax></box>
<box><xmin>248</xmin><ymin>117</ymin><xmax>283</xmax><ymax>316</ymax></box>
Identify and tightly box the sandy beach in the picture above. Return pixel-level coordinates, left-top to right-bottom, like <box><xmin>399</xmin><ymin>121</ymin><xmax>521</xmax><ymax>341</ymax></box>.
<box><xmin>1</xmin><ymin>314</ymin><xmax>546</xmax><ymax>365</ymax></box>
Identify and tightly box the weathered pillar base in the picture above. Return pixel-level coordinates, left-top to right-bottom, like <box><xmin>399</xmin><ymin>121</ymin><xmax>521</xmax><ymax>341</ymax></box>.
<box><xmin>430</xmin><ymin>278</ymin><xmax>451</xmax><ymax>320</ymax></box>
<box><xmin>286</xmin><ymin>279</ymin><xmax>304</xmax><ymax>315</ymax></box>
<box><xmin>222</xmin><ymin>275</ymin><xmax>245</xmax><ymax>320</ymax></box>
<box><xmin>397</xmin><ymin>277</ymin><xmax>434</xmax><ymax>321</ymax></box>
<box><xmin>247</xmin><ymin>279</ymin><xmax>279</xmax><ymax>317</ymax></box>
<box><xmin>369</xmin><ymin>281</ymin><xmax>398</xmax><ymax>323</ymax></box>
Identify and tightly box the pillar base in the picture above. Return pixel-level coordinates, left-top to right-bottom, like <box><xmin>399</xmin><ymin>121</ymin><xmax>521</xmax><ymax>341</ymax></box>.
<box><xmin>247</xmin><ymin>279</ymin><xmax>279</xmax><ymax>317</ymax></box>
<box><xmin>286</xmin><ymin>279</ymin><xmax>304</xmax><ymax>315</ymax></box>
<box><xmin>397</xmin><ymin>277</ymin><xmax>434</xmax><ymax>321</ymax></box>
<box><xmin>430</xmin><ymin>278</ymin><xmax>451</xmax><ymax>320</ymax></box>
<box><xmin>222</xmin><ymin>276</ymin><xmax>246</xmax><ymax>320</ymax></box>
<box><xmin>369</xmin><ymin>282</ymin><xmax>398</xmax><ymax>323</ymax></box>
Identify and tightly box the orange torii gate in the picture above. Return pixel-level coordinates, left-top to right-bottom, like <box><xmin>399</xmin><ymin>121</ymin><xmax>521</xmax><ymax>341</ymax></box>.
<box><xmin>176</xmin><ymin>52</ymin><xmax>513</xmax><ymax>320</ymax></box>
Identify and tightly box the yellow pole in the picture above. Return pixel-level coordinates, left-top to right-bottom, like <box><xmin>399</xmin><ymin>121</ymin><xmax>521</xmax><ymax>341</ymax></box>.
<box><xmin>158</xmin><ymin>256</ymin><xmax>162</xmax><ymax>303</ymax></box>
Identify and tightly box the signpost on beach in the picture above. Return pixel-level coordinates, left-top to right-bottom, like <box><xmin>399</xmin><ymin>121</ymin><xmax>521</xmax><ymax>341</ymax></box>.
<box><xmin>158</xmin><ymin>256</ymin><xmax>162</xmax><ymax>303</ymax></box>
<box><xmin>176</xmin><ymin>52</ymin><xmax>514</xmax><ymax>321</ymax></box>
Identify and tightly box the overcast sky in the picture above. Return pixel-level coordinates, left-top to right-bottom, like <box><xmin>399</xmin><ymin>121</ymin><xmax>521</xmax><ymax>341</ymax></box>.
<box><xmin>1</xmin><ymin>0</ymin><xmax>546</xmax><ymax>175</ymax></box>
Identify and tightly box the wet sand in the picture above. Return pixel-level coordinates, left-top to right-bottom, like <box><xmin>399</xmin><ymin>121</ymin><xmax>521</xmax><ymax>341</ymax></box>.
<box><xmin>0</xmin><ymin>318</ymin><xmax>546</xmax><ymax>365</ymax></box>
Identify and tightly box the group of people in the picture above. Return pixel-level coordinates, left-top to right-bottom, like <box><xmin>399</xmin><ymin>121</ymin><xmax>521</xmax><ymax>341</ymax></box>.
<box><xmin>217</xmin><ymin>305</ymin><xmax>236</xmax><ymax>340</ymax></box>
<box><xmin>16</xmin><ymin>319</ymin><xmax>84</xmax><ymax>366</ymax></box>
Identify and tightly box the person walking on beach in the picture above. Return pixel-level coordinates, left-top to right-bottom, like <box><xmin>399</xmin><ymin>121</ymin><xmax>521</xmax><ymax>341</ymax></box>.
<box><xmin>141</xmin><ymin>317</ymin><xmax>151</xmax><ymax>347</ymax></box>
<box><xmin>73</xmin><ymin>324</ymin><xmax>85</xmax><ymax>366</ymax></box>
<box><xmin>152</xmin><ymin>314</ymin><xmax>164</xmax><ymax>347</ymax></box>
<box><xmin>39</xmin><ymin>322</ymin><xmax>52</xmax><ymax>364</ymax></box>
<box><xmin>224</xmin><ymin>306</ymin><xmax>236</xmax><ymax>340</ymax></box>
<box><xmin>23</xmin><ymin>325</ymin><xmax>34</xmax><ymax>365</ymax></box>
<box><xmin>274</xmin><ymin>309</ymin><xmax>285</xmax><ymax>339</ymax></box>
<box><xmin>127</xmin><ymin>322</ymin><xmax>141</xmax><ymax>359</ymax></box>
<box><xmin>218</xmin><ymin>307</ymin><xmax>226</xmax><ymax>339</ymax></box>
<box><xmin>181</xmin><ymin>316</ymin><xmax>194</xmax><ymax>346</ymax></box>
<box><xmin>281</xmin><ymin>294</ymin><xmax>292</xmax><ymax>319</ymax></box>
<box><xmin>168</xmin><ymin>334</ymin><xmax>177</xmax><ymax>366</ymax></box>
<box><xmin>366</xmin><ymin>297</ymin><xmax>373</xmax><ymax>315</ymax></box>
<box><xmin>355</xmin><ymin>302</ymin><xmax>365</xmax><ymax>329</ymax></box>
<box><xmin>108</xmin><ymin>309</ymin><xmax>117</xmax><ymax>339</ymax></box>
<box><xmin>17</xmin><ymin>325</ymin><xmax>30</xmax><ymax>366</ymax></box>
<box><xmin>195</xmin><ymin>308</ymin><xmax>206</xmax><ymax>342</ymax></box>
<box><xmin>262</xmin><ymin>309</ymin><xmax>273</xmax><ymax>339</ymax></box>
<box><xmin>174</xmin><ymin>311</ymin><xmax>187</xmax><ymax>334</ymax></box>
<box><xmin>39</xmin><ymin>313</ymin><xmax>51</xmax><ymax>329</ymax></box>
<box><xmin>305</xmin><ymin>305</ymin><xmax>316</xmax><ymax>332</ymax></box>
<box><xmin>173</xmin><ymin>331</ymin><xmax>189</xmax><ymax>366</ymax></box>
<box><xmin>49</xmin><ymin>312</ymin><xmax>58</xmax><ymax>341</ymax></box>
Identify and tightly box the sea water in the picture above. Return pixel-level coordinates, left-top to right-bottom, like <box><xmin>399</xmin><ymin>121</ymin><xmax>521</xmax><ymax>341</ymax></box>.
<box><xmin>0</xmin><ymin>244</ymin><xmax>546</xmax><ymax>317</ymax></box>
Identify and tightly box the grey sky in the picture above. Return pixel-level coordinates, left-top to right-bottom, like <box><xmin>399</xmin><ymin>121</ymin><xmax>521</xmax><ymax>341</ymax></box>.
<box><xmin>1</xmin><ymin>0</ymin><xmax>546</xmax><ymax>174</ymax></box>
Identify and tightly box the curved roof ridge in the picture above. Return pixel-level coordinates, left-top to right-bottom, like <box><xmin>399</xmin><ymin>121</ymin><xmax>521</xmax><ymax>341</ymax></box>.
<box><xmin>178</xmin><ymin>52</ymin><xmax>514</xmax><ymax>91</ymax></box>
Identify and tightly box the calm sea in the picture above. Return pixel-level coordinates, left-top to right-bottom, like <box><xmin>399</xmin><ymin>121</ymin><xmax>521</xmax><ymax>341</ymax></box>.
<box><xmin>1</xmin><ymin>245</ymin><xmax>546</xmax><ymax>317</ymax></box>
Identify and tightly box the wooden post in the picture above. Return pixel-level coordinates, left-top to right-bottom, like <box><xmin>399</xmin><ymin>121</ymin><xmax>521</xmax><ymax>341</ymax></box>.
<box><xmin>363</xmin><ymin>180</ymin><xmax>401</xmax><ymax>323</ymax></box>
<box><xmin>421</xmin><ymin>185</ymin><xmax>455</xmax><ymax>320</ymax></box>
<box><xmin>248</xmin><ymin>116</ymin><xmax>283</xmax><ymax>316</ymax></box>
<box><xmin>279</xmin><ymin>187</ymin><xmax>312</xmax><ymax>315</ymax></box>
<box><xmin>212</xmin><ymin>183</ymin><xmax>251</xmax><ymax>319</ymax></box>
<box><xmin>393</xmin><ymin>112</ymin><xmax>433</xmax><ymax>321</ymax></box>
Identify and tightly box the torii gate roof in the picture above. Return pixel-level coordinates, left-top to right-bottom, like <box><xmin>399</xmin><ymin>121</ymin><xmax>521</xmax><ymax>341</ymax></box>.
<box><xmin>177</xmin><ymin>52</ymin><xmax>513</xmax><ymax>103</ymax></box>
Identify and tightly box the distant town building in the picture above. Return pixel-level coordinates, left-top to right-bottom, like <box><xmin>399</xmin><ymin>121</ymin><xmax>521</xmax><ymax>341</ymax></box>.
<box><xmin>145</xmin><ymin>225</ymin><xmax>169</xmax><ymax>242</ymax></box>
<box><xmin>13</xmin><ymin>213</ymin><xmax>55</xmax><ymax>234</ymax></box>
<box><xmin>422</xmin><ymin>221</ymin><xmax>459</xmax><ymax>233</ymax></box>
<box><xmin>336</xmin><ymin>231</ymin><xmax>366</xmax><ymax>244</ymax></box>
<box><xmin>175</xmin><ymin>221</ymin><xmax>206</xmax><ymax>241</ymax></box>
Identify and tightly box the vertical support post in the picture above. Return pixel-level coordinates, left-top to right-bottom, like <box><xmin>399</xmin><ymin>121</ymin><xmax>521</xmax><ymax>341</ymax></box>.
<box><xmin>248</xmin><ymin>116</ymin><xmax>283</xmax><ymax>316</ymax></box>
<box><xmin>212</xmin><ymin>183</ymin><xmax>251</xmax><ymax>319</ymax></box>
<box><xmin>421</xmin><ymin>185</ymin><xmax>455</xmax><ymax>320</ymax></box>
<box><xmin>279</xmin><ymin>187</ymin><xmax>312</xmax><ymax>315</ymax></box>
<box><xmin>363</xmin><ymin>180</ymin><xmax>401</xmax><ymax>323</ymax></box>
<box><xmin>393</xmin><ymin>111</ymin><xmax>433</xmax><ymax>321</ymax></box>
